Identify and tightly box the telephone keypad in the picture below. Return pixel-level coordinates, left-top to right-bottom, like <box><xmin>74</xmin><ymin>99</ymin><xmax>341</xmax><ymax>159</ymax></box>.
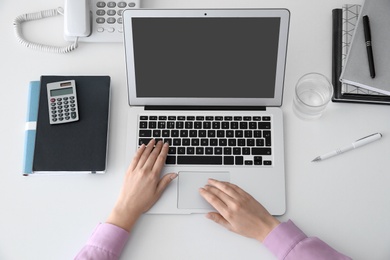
<box><xmin>93</xmin><ymin>1</ymin><xmax>138</xmax><ymax>40</ymax></box>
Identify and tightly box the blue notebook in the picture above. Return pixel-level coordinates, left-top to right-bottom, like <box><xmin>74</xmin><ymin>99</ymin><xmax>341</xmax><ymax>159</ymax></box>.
<box><xmin>23</xmin><ymin>81</ymin><xmax>40</xmax><ymax>174</ymax></box>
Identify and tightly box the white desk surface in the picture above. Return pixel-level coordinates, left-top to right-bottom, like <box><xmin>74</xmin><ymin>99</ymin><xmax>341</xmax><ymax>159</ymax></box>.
<box><xmin>1</xmin><ymin>0</ymin><xmax>390</xmax><ymax>259</ymax></box>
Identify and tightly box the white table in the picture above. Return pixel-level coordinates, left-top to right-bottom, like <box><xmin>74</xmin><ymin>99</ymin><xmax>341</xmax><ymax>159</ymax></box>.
<box><xmin>2</xmin><ymin>0</ymin><xmax>390</xmax><ymax>259</ymax></box>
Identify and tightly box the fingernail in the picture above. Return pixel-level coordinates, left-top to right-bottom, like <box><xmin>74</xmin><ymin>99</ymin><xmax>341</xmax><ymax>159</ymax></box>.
<box><xmin>205</xmin><ymin>213</ymin><xmax>213</xmax><ymax>220</ymax></box>
<box><xmin>170</xmin><ymin>173</ymin><xmax>178</xmax><ymax>180</ymax></box>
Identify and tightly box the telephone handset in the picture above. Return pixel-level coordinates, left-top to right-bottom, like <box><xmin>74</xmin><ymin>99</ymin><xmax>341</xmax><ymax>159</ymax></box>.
<box><xmin>13</xmin><ymin>0</ymin><xmax>140</xmax><ymax>53</ymax></box>
<box><xmin>64</xmin><ymin>0</ymin><xmax>140</xmax><ymax>43</ymax></box>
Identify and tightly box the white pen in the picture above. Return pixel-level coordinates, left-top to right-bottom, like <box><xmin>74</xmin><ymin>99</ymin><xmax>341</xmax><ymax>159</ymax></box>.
<box><xmin>312</xmin><ymin>133</ymin><xmax>382</xmax><ymax>162</ymax></box>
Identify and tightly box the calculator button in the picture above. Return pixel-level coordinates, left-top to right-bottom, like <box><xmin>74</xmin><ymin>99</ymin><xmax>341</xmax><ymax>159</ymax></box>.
<box><xmin>59</xmin><ymin>117</ymin><xmax>64</xmax><ymax>121</ymax></box>
<box><xmin>129</xmin><ymin>2</ymin><xmax>136</xmax><ymax>7</ymax></box>
<box><xmin>71</xmin><ymin>112</ymin><xmax>77</xmax><ymax>119</ymax></box>
<box><xmin>51</xmin><ymin>103</ymin><xmax>56</xmax><ymax>106</ymax></box>
<box><xmin>65</xmin><ymin>117</ymin><xmax>70</xmax><ymax>120</ymax></box>
<box><xmin>50</xmin><ymin>98</ymin><xmax>55</xmax><ymax>102</ymax></box>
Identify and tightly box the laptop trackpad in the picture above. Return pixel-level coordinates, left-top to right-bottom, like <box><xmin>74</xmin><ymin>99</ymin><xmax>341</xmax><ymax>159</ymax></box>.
<box><xmin>178</xmin><ymin>171</ymin><xmax>230</xmax><ymax>209</ymax></box>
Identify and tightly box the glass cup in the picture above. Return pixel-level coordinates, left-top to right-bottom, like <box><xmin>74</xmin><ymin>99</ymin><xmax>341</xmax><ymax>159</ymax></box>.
<box><xmin>293</xmin><ymin>73</ymin><xmax>333</xmax><ymax>120</ymax></box>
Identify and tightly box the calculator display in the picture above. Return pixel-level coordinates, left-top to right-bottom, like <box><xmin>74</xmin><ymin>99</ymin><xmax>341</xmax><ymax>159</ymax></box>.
<box><xmin>50</xmin><ymin>87</ymin><xmax>73</xmax><ymax>97</ymax></box>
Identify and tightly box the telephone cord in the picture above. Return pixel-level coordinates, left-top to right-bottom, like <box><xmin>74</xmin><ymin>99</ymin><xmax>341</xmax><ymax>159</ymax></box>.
<box><xmin>13</xmin><ymin>7</ymin><xmax>79</xmax><ymax>54</ymax></box>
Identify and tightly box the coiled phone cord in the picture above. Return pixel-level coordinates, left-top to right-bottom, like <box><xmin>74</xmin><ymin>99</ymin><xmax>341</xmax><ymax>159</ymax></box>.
<box><xmin>13</xmin><ymin>7</ymin><xmax>79</xmax><ymax>54</ymax></box>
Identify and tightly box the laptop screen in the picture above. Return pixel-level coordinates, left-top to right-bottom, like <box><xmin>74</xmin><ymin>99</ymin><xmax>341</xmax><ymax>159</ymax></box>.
<box><xmin>123</xmin><ymin>9</ymin><xmax>289</xmax><ymax>106</ymax></box>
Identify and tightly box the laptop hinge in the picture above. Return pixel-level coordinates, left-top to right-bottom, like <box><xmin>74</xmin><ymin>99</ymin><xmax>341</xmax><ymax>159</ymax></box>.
<box><xmin>145</xmin><ymin>106</ymin><xmax>266</xmax><ymax>111</ymax></box>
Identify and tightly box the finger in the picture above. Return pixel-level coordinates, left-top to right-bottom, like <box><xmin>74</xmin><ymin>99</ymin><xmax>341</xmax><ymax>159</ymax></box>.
<box><xmin>199</xmin><ymin>187</ymin><xmax>229</xmax><ymax>215</ymax></box>
<box><xmin>151</xmin><ymin>142</ymin><xmax>169</xmax><ymax>174</ymax></box>
<box><xmin>207</xmin><ymin>179</ymin><xmax>243</xmax><ymax>198</ymax></box>
<box><xmin>136</xmin><ymin>139</ymin><xmax>156</xmax><ymax>168</ymax></box>
<box><xmin>143</xmin><ymin>140</ymin><xmax>164</xmax><ymax>170</ymax></box>
<box><xmin>155</xmin><ymin>173</ymin><xmax>178</xmax><ymax>197</ymax></box>
<box><xmin>203</xmin><ymin>184</ymin><xmax>234</xmax><ymax>205</ymax></box>
<box><xmin>128</xmin><ymin>144</ymin><xmax>146</xmax><ymax>172</ymax></box>
<box><xmin>205</xmin><ymin>212</ymin><xmax>231</xmax><ymax>230</ymax></box>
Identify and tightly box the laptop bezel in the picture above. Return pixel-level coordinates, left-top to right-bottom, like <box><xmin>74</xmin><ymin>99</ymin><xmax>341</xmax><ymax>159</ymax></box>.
<box><xmin>123</xmin><ymin>9</ymin><xmax>290</xmax><ymax>107</ymax></box>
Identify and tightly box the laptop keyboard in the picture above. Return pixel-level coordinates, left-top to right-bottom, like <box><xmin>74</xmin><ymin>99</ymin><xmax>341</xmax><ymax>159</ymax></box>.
<box><xmin>138</xmin><ymin>115</ymin><xmax>273</xmax><ymax>166</ymax></box>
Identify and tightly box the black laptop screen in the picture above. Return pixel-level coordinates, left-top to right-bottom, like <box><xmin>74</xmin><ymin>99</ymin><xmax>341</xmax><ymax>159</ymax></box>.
<box><xmin>131</xmin><ymin>17</ymin><xmax>281</xmax><ymax>98</ymax></box>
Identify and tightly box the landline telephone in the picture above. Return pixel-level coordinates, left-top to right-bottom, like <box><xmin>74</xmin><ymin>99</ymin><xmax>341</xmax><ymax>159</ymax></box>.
<box><xmin>13</xmin><ymin>0</ymin><xmax>140</xmax><ymax>53</ymax></box>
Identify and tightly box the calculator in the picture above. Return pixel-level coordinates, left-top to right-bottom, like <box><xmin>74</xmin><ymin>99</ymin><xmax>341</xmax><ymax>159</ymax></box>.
<box><xmin>47</xmin><ymin>80</ymin><xmax>79</xmax><ymax>124</ymax></box>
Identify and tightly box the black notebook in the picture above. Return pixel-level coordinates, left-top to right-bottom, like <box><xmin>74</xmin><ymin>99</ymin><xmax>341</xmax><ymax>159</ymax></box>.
<box><xmin>32</xmin><ymin>75</ymin><xmax>110</xmax><ymax>173</ymax></box>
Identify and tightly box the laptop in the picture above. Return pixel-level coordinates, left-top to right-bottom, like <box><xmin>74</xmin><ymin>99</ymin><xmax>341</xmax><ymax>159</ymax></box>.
<box><xmin>123</xmin><ymin>9</ymin><xmax>289</xmax><ymax>215</ymax></box>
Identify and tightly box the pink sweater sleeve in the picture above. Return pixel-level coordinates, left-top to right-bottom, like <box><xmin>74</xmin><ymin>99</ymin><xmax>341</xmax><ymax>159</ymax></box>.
<box><xmin>75</xmin><ymin>223</ymin><xmax>129</xmax><ymax>260</ymax></box>
<box><xmin>263</xmin><ymin>220</ymin><xmax>351</xmax><ymax>260</ymax></box>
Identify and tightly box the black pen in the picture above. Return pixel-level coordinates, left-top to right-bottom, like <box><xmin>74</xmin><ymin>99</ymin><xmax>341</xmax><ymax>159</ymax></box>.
<box><xmin>363</xmin><ymin>15</ymin><xmax>376</xmax><ymax>78</ymax></box>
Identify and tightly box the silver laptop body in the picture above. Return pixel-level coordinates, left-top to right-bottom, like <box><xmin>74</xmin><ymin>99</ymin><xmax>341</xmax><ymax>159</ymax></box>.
<box><xmin>123</xmin><ymin>9</ymin><xmax>289</xmax><ymax>215</ymax></box>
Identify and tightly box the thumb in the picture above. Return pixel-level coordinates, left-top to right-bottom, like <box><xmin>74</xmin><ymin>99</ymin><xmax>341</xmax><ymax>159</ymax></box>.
<box><xmin>206</xmin><ymin>212</ymin><xmax>231</xmax><ymax>230</ymax></box>
<box><xmin>156</xmin><ymin>173</ymin><xmax>177</xmax><ymax>196</ymax></box>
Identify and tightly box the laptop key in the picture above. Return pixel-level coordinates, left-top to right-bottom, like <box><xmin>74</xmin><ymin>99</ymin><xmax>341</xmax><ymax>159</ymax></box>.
<box><xmin>168</xmin><ymin>147</ymin><xmax>176</xmax><ymax>154</ymax></box>
<box><xmin>153</xmin><ymin>130</ymin><xmax>161</xmax><ymax>137</ymax></box>
<box><xmin>254</xmin><ymin>156</ymin><xmax>263</xmax><ymax>165</ymax></box>
<box><xmin>178</xmin><ymin>147</ymin><xmax>186</xmax><ymax>154</ymax></box>
<box><xmin>139</xmin><ymin>138</ymin><xmax>152</xmax><ymax>145</ymax></box>
<box><xmin>258</xmin><ymin>122</ymin><xmax>271</xmax><ymax>129</ymax></box>
<box><xmin>139</xmin><ymin>121</ymin><xmax>148</xmax><ymax>128</ymax></box>
<box><xmin>252</xmin><ymin>148</ymin><xmax>272</xmax><ymax>155</ymax></box>
<box><xmin>166</xmin><ymin>156</ymin><xmax>176</xmax><ymax>164</ymax></box>
<box><xmin>177</xmin><ymin>156</ymin><xmax>222</xmax><ymax>165</ymax></box>
<box><xmin>224</xmin><ymin>156</ymin><xmax>234</xmax><ymax>165</ymax></box>
<box><xmin>196</xmin><ymin>147</ymin><xmax>204</xmax><ymax>154</ymax></box>
<box><xmin>139</xmin><ymin>130</ymin><xmax>151</xmax><ymax>137</ymax></box>
<box><xmin>235</xmin><ymin>156</ymin><xmax>244</xmax><ymax>165</ymax></box>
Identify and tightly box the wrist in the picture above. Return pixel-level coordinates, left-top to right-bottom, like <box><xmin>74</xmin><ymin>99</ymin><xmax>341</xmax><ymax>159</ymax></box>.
<box><xmin>257</xmin><ymin>217</ymin><xmax>280</xmax><ymax>243</ymax></box>
<box><xmin>106</xmin><ymin>204</ymin><xmax>142</xmax><ymax>232</ymax></box>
